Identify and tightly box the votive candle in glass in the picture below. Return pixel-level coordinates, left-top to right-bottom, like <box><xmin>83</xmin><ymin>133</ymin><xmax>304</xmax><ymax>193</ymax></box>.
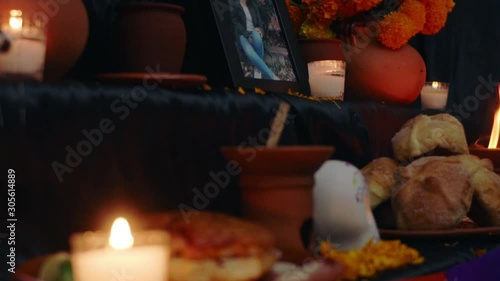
<box><xmin>420</xmin><ymin>81</ymin><xmax>449</xmax><ymax>110</ymax></box>
<box><xmin>308</xmin><ymin>60</ymin><xmax>345</xmax><ymax>100</ymax></box>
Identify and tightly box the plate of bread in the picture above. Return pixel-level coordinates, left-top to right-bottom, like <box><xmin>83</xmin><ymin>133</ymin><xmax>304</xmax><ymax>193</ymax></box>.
<box><xmin>361</xmin><ymin>113</ymin><xmax>500</xmax><ymax>238</ymax></box>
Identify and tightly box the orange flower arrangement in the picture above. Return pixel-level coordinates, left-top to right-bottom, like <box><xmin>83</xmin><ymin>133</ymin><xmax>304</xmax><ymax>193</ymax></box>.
<box><xmin>319</xmin><ymin>239</ymin><xmax>424</xmax><ymax>280</ymax></box>
<box><xmin>286</xmin><ymin>0</ymin><xmax>456</xmax><ymax>49</ymax></box>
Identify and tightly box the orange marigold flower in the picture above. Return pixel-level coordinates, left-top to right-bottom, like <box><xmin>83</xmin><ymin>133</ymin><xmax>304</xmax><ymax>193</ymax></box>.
<box><xmin>299</xmin><ymin>20</ymin><xmax>335</xmax><ymax>39</ymax></box>
<box><xmin>352</xmin><ymin>0</ymin><xmax>384</xmax><ymax>13</ymax></box>
<box><xmin>378</xmin><ymin>12</ymin><xmax>420</xmax><ymax>49</ymax></box>
<box><xmin>445</xmin><ymin>0</ymin><xmax>455</xmax><ymax>12</ymax></box>
<box><xmin>421</xmin><ymin>0</ymin><xmax>452</xmax><ymax>35</ymax></box>
<box><xmin>254</xmin><ymin>87</ymin><xmax>266</xmax><ymax>95</ymax></box>
<box><xmin>287</xmin><ymin>4</ymin><xmax>304</xmax><ymax>33</ymax></box>
<box><xmin>320</xmin><ymin>239</ymin><xmax>424</xmax><ymax>281</ymax></box>
<box><xmin>399</xmin><ymin>0</ymin><xmax>426</xmax><ymax>31</ymax></box>
<box><xmin>302</xmin><ymin>0</ymin><xmax>338</xmax><ymax>30</ymax></box>
<box><xmin>286</xmin><ymin>1</ymin><xmax>305</xmax><ymax>32</ymax></box>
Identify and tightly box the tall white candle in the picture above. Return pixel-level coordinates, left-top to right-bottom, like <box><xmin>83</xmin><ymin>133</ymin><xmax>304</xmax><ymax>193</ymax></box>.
<box><xmin>71</xmin><ymin>218</ymin><xmax>170</xmax><ymax>281</ymax></box>
<box><xmin>421</xmin><ymin>81</ymin><xmax>449</xmax><ymax>110</ymax></box>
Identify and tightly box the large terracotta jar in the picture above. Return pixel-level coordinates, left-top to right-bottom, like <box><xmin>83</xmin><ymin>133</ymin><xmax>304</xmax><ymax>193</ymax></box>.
<box><xmin>344</xmin><ymin>39</ymin><xmax>426</xmax><ymax>105</ymax></box>
<box><xmin>1</xmin><ymin>0</ymin><xmax>89</xmax><ymax>81</ymax></box>
<box><xmin>113</xmin><ymin>3</ymin><xmax>186</xmax><ymax>73</ymax></box>
<box><xmin>221</xmin><ymin>146</ymin><xmax>334</xmax><ymax>264</ymax></box>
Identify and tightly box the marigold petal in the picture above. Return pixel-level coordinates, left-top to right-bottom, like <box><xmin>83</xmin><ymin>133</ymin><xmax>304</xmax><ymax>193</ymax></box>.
<box><xmin>319</xmin><ymin>239</ymin><xmax>424</xmax><ymax>280</ymax></box>
<box><xmin>378</xmin><ymin>12</ymin><xmax>419</xmax><ymax>49</ymax></box>
<box><xmin>399</xmin><ymin>0</ymin><xmax>426</xmax><ymax>30</ymax></box>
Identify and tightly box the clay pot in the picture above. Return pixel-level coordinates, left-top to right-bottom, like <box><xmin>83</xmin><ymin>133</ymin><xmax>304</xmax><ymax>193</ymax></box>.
<box><xmin>1</xmin><ymin>0</ymin><xmax>89</xmax><ymax>81</ymax></box>
<box><xmin>469</xmin><ymin>136</ymin><xmax>500</xmax><ymax>174</ymax></box>
<box><xmin>221</xmin><ymin>145</ymin><xmax>334</xmax><ymax>263</ymax></box>
<box><xmin>298</xmin><ymin>38</ymin><xmax>345</xmax><ymax>64</ymax></box>
<box><xmin>344</xmin><ymin>40</ymin><xmax>426</xmax><ymax>105</ymax></box>
<box><xmin>113</xmin><ymin>3</ymin><xmax>186</xmax><ymax>73</ymax></box>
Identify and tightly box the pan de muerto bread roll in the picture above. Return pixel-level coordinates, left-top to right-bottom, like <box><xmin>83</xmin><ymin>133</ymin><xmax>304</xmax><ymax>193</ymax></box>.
<box><xmin>361</xmin><ymin>157</ymin><xmax>399</xmax><ymax>208</ymax></box>
<box><xmin>467</xmin><ymin>160</ymin><xmax>500</xmax><ymax>226</ymax></box>
<box><xmin>391</xmin><ymin>114</ymin><xmax>469</xmax><ymax>163</ymax></box>
<box><xmin>392</xmin><ymin>155</ymin><xmax>487</xmax><ymax>230</ymax></box>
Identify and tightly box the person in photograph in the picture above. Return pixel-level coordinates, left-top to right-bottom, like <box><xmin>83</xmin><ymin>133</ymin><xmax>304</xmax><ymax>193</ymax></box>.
<box><xmin>256</xmin><ymin>0</ymin><xmax>279</xmax><ymax>34</ymax></box>
<box><xmin>231</xmin><ymin>0</ymin><xmax>279</xmax><ymax>80</ymax></box>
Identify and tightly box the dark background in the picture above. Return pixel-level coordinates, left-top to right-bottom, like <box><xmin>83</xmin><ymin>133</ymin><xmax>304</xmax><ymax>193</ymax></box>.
<box><xmin>1</xmin><ymin>0</ymin><xmax>500</xmax><ymax>280</ymax></box>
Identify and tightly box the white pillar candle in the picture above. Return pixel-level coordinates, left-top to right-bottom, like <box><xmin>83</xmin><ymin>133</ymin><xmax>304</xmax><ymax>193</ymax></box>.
<box><xmin>308</xmin><ymin>60</ymin><xmax>345</xmax><ymax>100</ymax></box>
<box><xmin>0</xmin><ymin>10</ymin><xmax>47</xmax><ymax>81</ymax></box>
<box><xmin>70</xmin><ymin>218</ymin><xmax>170</xmax><ymax>281</ymax></box>
<box><xmin>421</xmin><ymin>81</ymin><xmax>449</xmax><ymax>110</ymax></box>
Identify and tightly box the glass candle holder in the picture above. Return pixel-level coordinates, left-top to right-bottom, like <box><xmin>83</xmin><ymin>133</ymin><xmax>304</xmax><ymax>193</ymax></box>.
<box><xmin>0</xmin><ymin>9</ymin><xmax>47</xmax><ymax>81</ymax></box>
<box><xmin>308</xmin><ymin>60</ymin><xmax>346</xmax><ymax>100</ymax></box>
<box><xmin>70</xmin><ymin>218</ymin><xmax>170</xmax><ymax>281</ymax></box>
<box><xmin>420</xmin><ymin>81</ymin><xmax>449</xmax><ymax>110</ymax></box>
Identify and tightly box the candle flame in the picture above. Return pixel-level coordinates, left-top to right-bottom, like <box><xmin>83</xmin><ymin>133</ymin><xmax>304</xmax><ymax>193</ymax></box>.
<box><xmin>488</xmin><ymin>84</ymin><xmax>500</xmax><ymax>149</ymax></box>
<box><xmin>9</xmin><ymin>10</ymin><xmax>23</xmax><ymax>31</ymax></box>
<box><xmin>109</xmin><ymin>217</ymin><xmax>134</xmax><ymax>249</ymax></box>
<box><xmin>432</xmin><ymin>81</ymin><xmax>439</xmax><ymax>88</ymax></box>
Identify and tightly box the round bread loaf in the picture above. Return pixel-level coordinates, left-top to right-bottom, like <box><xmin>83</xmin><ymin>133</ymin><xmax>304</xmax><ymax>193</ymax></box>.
<box><xmin>361</xmin><ymin>157</ymin><xmax>399</xmax><ymax>208</ymax></box>
<box><xmin>392</xmin><ymin>155</ymin><xmax>478</xmax><ymax>230</ymax></box>
<box><xmin>467</xmin><ymin>161</ymin><xmax>500</xmax><ymax>227</ymax></box>
<box><xmin>391</xmin><ymin>114</ymin><xmax>469</xmax><ymax>163</ymax></box>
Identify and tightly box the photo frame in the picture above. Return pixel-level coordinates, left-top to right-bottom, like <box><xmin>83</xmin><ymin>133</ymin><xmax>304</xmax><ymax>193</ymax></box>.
<box><xmin>209</xmin><ymin>0</ymin><xmax>310</xmax><ymax>95</ymax></box>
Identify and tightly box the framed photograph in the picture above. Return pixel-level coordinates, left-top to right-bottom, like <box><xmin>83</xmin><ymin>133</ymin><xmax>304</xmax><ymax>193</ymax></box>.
<box><xmin>209</xmin><ymin>0</ymin><xmax>310</xmax><ymax>94</ymax></box>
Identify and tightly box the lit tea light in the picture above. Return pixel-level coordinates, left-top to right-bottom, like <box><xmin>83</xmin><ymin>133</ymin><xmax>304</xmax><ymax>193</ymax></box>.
<box><xmin>308</xmin><ymin>60</ymin><xmax>345</xmax><ymax>100</ymax></box>
<box><xmin>0</xmin><ymin>9</ymin><xmax>47</xmax><ymax>81</ymax></box>
<box><xmin>468</xmin><ymin>83</ymin><xmax>500</xmax><ymax>173</ymax></box>
<box><xmin>420</xmin><ymin>81</ymin><xmax>449</xmax><ymax>110</ymax></box>
<box><xmin>70</xmin><ymin>217</ymin><xmax>170</xmax><ymax>281</ymax></box>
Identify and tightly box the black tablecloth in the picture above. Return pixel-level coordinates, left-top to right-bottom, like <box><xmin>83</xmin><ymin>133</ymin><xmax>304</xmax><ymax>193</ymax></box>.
<box><xmin>0</xmin><ymin>81</ymin><xmax>369</xmax><ymax>259</ymax></box>
<box><xmin>0</xmin><ymin>81</ymin><xmax>495</xmax><ymax>281</ymax></box>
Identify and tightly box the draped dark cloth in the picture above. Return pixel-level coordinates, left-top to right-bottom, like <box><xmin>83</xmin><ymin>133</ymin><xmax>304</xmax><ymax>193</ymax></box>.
<box><xmin>1</xmin><ymin>0</ymin><xmax>500</xmax><ymax>279</ymax></box>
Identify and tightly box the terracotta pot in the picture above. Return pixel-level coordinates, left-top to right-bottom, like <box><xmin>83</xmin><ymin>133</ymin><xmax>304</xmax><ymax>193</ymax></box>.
<box><xmin>344</xmin><ymin>40</ymin><xmax>426</xmax><ymax>105</ymax></box>
<box><xmin>221</xmin><ymin>145</ymin><xmax>334</xmax><ymax>263</ymax></box>
<box><xmin>1</xmin><ymin>0</ymin><xmax>89</xmax><ymax>81</ymax></box>
<box><xmin>469</xmin><ymin>136</ymin><xmax>500</xmax><ymax>174</ymax></box>
<box><xmin>298</xmin><ymin>38</ymin><xmax>345</xmax><ymax>64</ymax></box>
<box><xmin>113</xmin><ymin>3</ymin><xmax>186</xmax><ymax>73</ymax></box>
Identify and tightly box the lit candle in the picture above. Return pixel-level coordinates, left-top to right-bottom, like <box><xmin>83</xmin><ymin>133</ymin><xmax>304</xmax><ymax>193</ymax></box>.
<box><xmin>0</xmin><ymin>10</ymin><xmax>47</xmax><ymax>81</ymax></box>
<box><xmin>308</xmin><ymin>60</ymin><xmax>345</xmax><ymax>100</ymax></box>
<box><xmin>70</xmin><ymin>217</ymin><xmax>170</xmax><ymax>281</ymax></box>
<box><xmin>420</xmin><ymin>81</ymin><xmax>449</xmax><ymax>110</ymax></box>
